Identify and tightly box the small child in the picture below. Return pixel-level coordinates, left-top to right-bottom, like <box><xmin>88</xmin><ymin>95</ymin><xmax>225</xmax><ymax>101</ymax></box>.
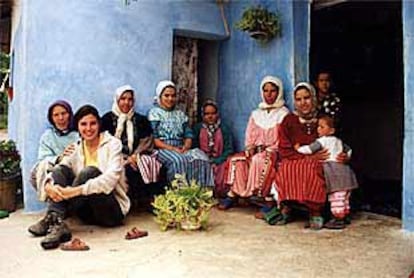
<box><xmin>294</xmin><ymin>115</ymin><xmax>358</xmax><ymax>229</ymax></box>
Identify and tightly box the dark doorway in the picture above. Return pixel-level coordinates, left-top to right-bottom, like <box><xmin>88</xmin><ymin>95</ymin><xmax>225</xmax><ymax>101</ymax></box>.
<box><xmin>311</xmin><ymin>1</ymin><xmax>403</xmax><ymax>217</ymax></box>
<box><xmin>172</xmin><ymin>35</ymin><xmax>220</xmax><ymax>126</ymax></box>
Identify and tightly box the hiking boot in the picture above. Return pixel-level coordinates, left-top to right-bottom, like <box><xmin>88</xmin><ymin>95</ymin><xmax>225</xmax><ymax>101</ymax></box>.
<box><xmin>40</xmin><ymin>216</ymin><xmax>72</xmax><ymax>250</ymax></box>
<box><xmin>28</xmin><ymin>211</ymin><xmax>59</xmax><ymax>237</ymax></box>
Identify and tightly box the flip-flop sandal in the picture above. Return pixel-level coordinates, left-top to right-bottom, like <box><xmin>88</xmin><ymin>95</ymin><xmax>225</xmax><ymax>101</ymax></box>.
<box><xmin>61</xmin><ymin>238</ymin><xmax>90</xmax><ymax>251</ymax></box>
<box><xmin>125</xmin><ymin>227</ymin><xmax>149</xmax><ymax>240</ymax></box>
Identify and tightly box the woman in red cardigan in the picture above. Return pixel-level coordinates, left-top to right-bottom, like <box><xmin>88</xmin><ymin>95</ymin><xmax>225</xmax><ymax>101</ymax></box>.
<box><xmin>274</xmin><ymin>82</ymin><xmax>343</xmax><ymax>229</ymax></box>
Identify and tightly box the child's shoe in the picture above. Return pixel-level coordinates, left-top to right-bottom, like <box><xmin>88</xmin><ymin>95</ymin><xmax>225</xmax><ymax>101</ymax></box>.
<box><xmin>309</xmin><ymin>216</ymin><xmax>324</xmax><ymax>230</ymax></box>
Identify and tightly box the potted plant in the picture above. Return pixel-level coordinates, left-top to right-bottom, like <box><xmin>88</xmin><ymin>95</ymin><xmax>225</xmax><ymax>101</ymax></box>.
<box><xmin>235</xmin><ymin>5</ymin><xmax>281</xmax><ymax>43</ymax></box>
<box><xmin>0</xmin><ymin>139</ymin><xmax>22</xmax><ymax>212</ymax></box>
<box><xmin>152</xmin><ymin>174</ymin><xmax>217</xmax><ymax>231</ymax></box>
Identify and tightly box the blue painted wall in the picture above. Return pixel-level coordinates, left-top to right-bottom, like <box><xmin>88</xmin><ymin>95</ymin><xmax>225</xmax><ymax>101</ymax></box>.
<box><xmin>10</xmin><ymin>0</ymin><xmax>312</xmax><ymax>213</ymax></box>
<box><xmin>10</xmin><ymin>0</ymin><xmax>227</xmax><ymax>212</ymax></box>
<box><xmin>218</xmin><ymin>0</ymin><xmax>309</xmax><ymax>150</ymax></box>
<box><xmin>403</xmin><ymin>1</ymin><xmax>414</xmax><ymax>231</ymax></box>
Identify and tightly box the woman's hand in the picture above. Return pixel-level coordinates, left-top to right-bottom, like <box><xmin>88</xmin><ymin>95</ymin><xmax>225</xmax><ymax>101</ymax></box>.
<box><xmin>126</xmin><ymin>155</ymin><xmax>138</xmax><ymax>170</ymax></box>
<box><xmin>45</xmin><ymin>182</ymin><xmax>65</xmax><ymax>203</ymax></box>
<box><xmin>309</xmin><ymin>148</ymin><xmax>329</xmax><ymax>161</ymax></box>
<box><xmin>57</xmin><ymin>186</ymin><xmax>83</xmax><ymax>200</ymax></box>
<box><xmin>336</xmin><ymin>152</ymin><xmax>350</xmax><ymax>164</ymax></box>
<box><xmin>62</xmin><ymin>143</ymin><xmax>76</xmax><ymax>156</ymax></box>
<box><xmin>245</xmin><ymin>148</ymin><xmax>255</xmax><ymax>158</ymax></box>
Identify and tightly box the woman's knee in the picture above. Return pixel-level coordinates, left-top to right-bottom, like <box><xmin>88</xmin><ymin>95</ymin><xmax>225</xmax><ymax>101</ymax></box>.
<box><xmin>51</xmin><ymin>165</ymin><xmax>75</xmax><ymax>185</ymax></box>
<box><xmin>74</xmin><ymin>166</ymin><xmax>102</xmax><ymax>185</ymax></box>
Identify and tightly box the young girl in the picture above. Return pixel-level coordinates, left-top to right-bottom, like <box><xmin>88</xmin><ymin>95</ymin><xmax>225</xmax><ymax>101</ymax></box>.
<box><xmin>295</xmin><ymin>115</ymin><xmax>358</xmax><ymax>229</ymax></box>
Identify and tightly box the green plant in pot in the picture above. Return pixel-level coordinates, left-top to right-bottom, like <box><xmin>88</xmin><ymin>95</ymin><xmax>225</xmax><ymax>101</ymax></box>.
<box><xmin>152</xmin><ymin>174</ymin><xmax>217</xmax><ymax>231</ymax></box>
<box><xmin>0</xmin><ymin>140</ymin><xmax>21</xmax><ymax>180</ymax></box>
<box><xmin>235</xmin><ymin>5</ymin><xmax>281</xmax><ymax>43</ymax></box>
<box><xmin>0</xmin><ymin>140</ymin><xmax>22</xmax><ymax>212</ymax></box>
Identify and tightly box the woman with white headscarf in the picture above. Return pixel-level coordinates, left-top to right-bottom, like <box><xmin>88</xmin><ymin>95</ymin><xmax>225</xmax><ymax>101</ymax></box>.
<box><xmin>219</xmin><ymin>76</ymin><xmax>289</xmax><ymax>213</ymax></box>
<box><xmin>273</xmin><ymin>82</ymin><xmax>330</xmax><ymax>229</ymax></box>
<box><xmin>101</xmin><ymin>85</ymin><xmax>162</xmax><ymax>199</ymax></box>
<box><xmin>147</xmin><ymin>80</ymin><xmax>214</xmax><ymax>187</ymax></box>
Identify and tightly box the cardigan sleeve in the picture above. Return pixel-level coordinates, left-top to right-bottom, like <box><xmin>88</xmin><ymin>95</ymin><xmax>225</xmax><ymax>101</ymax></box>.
<box><xmin>278</xmin><ymin>115</ymin><xmax>305</xmax><ymax>160</ymax></box>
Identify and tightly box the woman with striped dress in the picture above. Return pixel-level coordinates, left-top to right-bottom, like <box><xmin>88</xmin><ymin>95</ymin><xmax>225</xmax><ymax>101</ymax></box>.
<box><xmin>148</xmin><ymin>80</ymin><xmax>214</xmax><ymax>187</ymax></box>
<box><xmin>274</xmin><ymin>82</ymin><xmax>333</xmax><ymax>229</ymax></box>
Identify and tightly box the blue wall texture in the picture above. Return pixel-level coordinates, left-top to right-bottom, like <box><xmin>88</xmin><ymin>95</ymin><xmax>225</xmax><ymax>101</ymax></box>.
<box><xmin>10</xmin><ymin>0</ymin><xmax>227</xmax><ymax>212</ymax></box>
<box><xmin>218</xmin><ymin>0</ymin><xmax>309</xmax><ymax>150</ymax></box>
<box><xmin>403</xmin><ymin>1</ymin><xmax>414</xmax><ymax>231</ymax></box>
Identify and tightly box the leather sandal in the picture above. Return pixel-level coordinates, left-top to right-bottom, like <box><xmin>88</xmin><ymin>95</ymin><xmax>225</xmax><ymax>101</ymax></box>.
<box><xmin>60</xmin><ymin>238</ymin><xmax>90</xmax><ymax>251</ymax></box>
<box><xmin>125</xmin><ymin>227</ymin><xmax>149</xmax><ymax>240</ymax></box>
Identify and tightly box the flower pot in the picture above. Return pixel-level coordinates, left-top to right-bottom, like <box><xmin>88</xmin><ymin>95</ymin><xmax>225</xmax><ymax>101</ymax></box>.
<box><xmin>0</xmin><ymin>176</ymin><xmax>18</xmax><ymax>212</ymax></box>
<box><xmin>248</xmin><ymin>30</ymin><xmax>270</xmax><ymax>42</ymax></box>
<box><xmin>180</xmin><ymin>219</ymin><xmax>201</xmax><ymax>231</ymax></box>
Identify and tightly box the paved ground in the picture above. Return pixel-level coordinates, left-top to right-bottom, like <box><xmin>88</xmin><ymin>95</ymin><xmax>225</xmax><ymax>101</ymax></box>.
<box><xmin>1</xmin><ymin>206</ymin><xmax>413</xmax><ymax>278</ymax></box>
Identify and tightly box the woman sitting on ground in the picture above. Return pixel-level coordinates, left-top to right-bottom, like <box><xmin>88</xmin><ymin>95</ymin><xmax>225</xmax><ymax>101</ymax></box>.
<box><xmin>193</xmin><ymin>99</ymin><xmax>234</xmax><ymax>197</ymax></box>
<box><xmin>28</xmin><ymin>105</ymin><xmax>130</xmax><ymax>250</ymax></box>
<box><xmin>30</xmin><ymin>100</ymin><xmax>78</xmax><ymax>201</ymax></box>
<box><xmin>101</xmin><ymin>85</ymin><xmax>162</xmax><ymax>201</ymax></box>
<box><xmin>219</xmin><ymin>76</ymin><xmax>289</xmax><ymax>213</ymax></box>
<box><xmin>273</xmin><ymin>82</ymin><xmax>347</xmax><ymax>229</ymax></box>
<box><xmin>148</xmin><ymin>80</ymin><xmax>214</xmax><ymax>187</ymax></box>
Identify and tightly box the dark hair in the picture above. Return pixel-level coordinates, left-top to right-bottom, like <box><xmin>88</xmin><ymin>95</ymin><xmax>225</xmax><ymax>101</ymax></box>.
<box><xmin>262</xmin><ymin>81</ymin><xmax>279</xmax><ymax>92</ymax></box>
<box><xmin>319</xmin><ymin>115</ymin><xmax>336</xmax><ymax>129</ymax></box>
<box><xmin>161</xmin><ymin>85</ymin><xmax>176</xmax><ymax>95</ymax></box>
<box><xmin>314</xmin><ymin>70</ymin><xmax>332</xmax><ymax>81</ymax></box>
<box><xmin>294</xmin><ymin>85</ymin><xmax>311</xmax><ymax>95</ymax></box>
<box><xmin>73</xmin><ymin>104</ymin><xmax>101</xmax><ymax>132</ymax></box>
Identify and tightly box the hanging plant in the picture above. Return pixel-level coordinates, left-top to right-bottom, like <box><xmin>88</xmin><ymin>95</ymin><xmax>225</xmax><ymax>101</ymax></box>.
<box><xmin>235</xmin><ymin>5</ymin><xmax>281</xmax><ymax>43</ymax></box>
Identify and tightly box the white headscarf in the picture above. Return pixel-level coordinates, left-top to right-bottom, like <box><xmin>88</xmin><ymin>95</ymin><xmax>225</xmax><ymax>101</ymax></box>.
<box><xmin>258</xmin><ymin>76</ymin><xmax>285</xmax><ymax>110</ymax></box>
<box><xmin>112</xmin><ymin>84</ymin><xmax>135</xmax><ymax>152</ymax></box>
<box><xmin>155</xmin><ymin>80</ymin><xmax>176</xmax><ymax>106</ymax></box>
<box><xmin>293</xmin><ymin>82</ymin><xmax>318</xmax><ymax>121</ymax></box>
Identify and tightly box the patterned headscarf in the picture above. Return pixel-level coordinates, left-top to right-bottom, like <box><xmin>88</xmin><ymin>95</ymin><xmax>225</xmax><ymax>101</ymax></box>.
<box><xmin>47</xmin><ymin>100</ymin><xmax>74</xmax><ymax>135</ymax></box>
<box><xmin>258</xmin><ymin>76</ymin><xmax>285</xmax><ymax>110</ymax></box>
<box><xmin>201</xmin><ymin>99</ymin><xmax>221</xmax><ymax>154</ymax></box>
<box><xmin>155</xmin><ymin>80</ymin><xmax>176</xmax><ymax>107</ymax></box>
<box><xmin>293</xmin><ymin>82</ymin><xmax>318</xmax><ymax>121</ymax></box>
<box><xmin>112</xmin><ymin>84</ymin><xmax>135</xmax><ymax>153</ymax></box>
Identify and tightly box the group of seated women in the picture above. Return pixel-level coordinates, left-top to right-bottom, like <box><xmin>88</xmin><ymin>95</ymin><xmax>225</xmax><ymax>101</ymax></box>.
<box><xmin>28</xmin><ymin>74</ymin><xmax>355</xmax><ymax>250</ymax></box>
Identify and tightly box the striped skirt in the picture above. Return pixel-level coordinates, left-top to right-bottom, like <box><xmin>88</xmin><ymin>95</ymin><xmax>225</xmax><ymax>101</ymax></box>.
<box><xmin>225</xmin><ymin>150</ymin><xmax>277</xmax><ymax>197</ymax></box>
<box><xmin>137</xmin><ymin>153</ymin><xmax>162</xmax><ymax>184</ymax></box>
<box><xmin>275</xmin><ymin>158</ymin><xmax>326</xmax><ymax>204</ymax></box>
<box><xmin>157</xmin><ymin>148</ymin><xmax>214</xmax><ymax>187</ymax></box>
